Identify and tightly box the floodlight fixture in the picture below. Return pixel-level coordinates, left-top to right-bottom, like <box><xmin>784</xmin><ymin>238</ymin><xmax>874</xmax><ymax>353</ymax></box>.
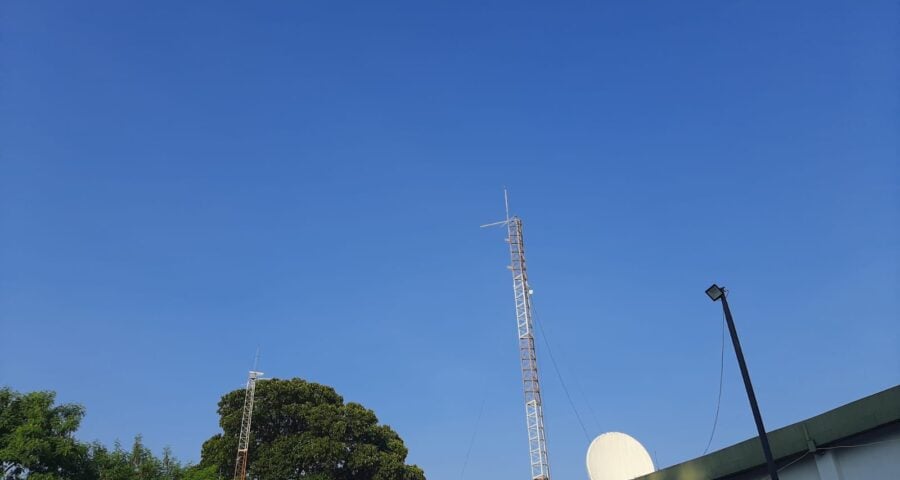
<box><xmin>706</xmin><ymin>284</ymin><xmax>725</xmax><ymax>302</ymax></box>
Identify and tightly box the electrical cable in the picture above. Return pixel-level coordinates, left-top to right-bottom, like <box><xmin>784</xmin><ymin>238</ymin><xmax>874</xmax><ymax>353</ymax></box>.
<box><xmin>570</xmin><ymin>360</ymin><xmax>603</xmax><ymax>433</ymax></box>
<box><xmin>816</xmin><ymin>438</ymin><xmax>900</xmax><ymax>450</ymax></box>
<box><xmin>703</xmin><ymin>310</ymin><xmax>727</xmax><ymax>455</ymax></box>
<box><xmin>773</xmin><ymin>438</ymin><xmax>900</xmax><ymax>475</ymax></box>
<box><xmin>777</xmin><ymin>452</ymin><xmax>809</xmax><ymax>473</ymax></box>
<box><xmin>459</xmin><ymin>394</ymin><xmax>487</xmax><ymax>480</ymax></box>
<box><xmin>531</xmin><ymin>296</ymin><xmax>601</xmax><ymax>432</ymax></box>
<box><xmin>531</xmin><ymin>299</ymin><xmax>592</xmax><ymax>442</ymax></box>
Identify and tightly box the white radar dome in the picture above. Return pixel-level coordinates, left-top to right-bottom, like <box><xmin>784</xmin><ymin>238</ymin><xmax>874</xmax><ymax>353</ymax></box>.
<box><xmin>586</xmin><ymin>432</ymin><xmax>655</xmax><ymax>480</ymax></box>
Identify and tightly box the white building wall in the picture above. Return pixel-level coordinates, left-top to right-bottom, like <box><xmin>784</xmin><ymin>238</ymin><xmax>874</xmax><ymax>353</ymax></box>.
<box><xmin>830</xmin><ymin>429</ymin><xmax>900</xmax><ymax>479</ymax></box>
<box><xmin>737</xmin><ymin>426</ymin><xmax>900</xmax><ymax>480</ymax></box>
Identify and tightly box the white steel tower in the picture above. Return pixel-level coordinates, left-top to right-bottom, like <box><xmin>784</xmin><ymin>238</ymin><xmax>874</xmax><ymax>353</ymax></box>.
<box><xmin>484</xmin><ymin>192</ymin><xmax>552</xmax><ymax>480</ymax></box>
<box><xmin>233</xmin><ymin>370</ymin><xmax>263</xmax><ymax>480</ymax></box>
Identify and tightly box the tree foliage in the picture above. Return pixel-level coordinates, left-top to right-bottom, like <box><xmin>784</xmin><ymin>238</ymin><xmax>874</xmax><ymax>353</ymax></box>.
<box><xmin>179</xmin><ymin>465</ymin><xmax>218</xmax><ymax>480</ymax></box>
<box><xmin>0</xmin><ymin>387</ymin><xmax>92</xmax><ymax>480</ymax></box>
<box><xmin>0</xmin><ymin>388</ymin><xmax>195</xmax><ymax>480</ymax></box>
<box><xmin>199</xmin><ymin>378</ymin><xmax>425</xmax><ymax>480</ymax></box>
<box><xmin>2</xmin><ymin>380</ymin><xmax>426</xmax><ymax>480</ymax></box>
<box><xmin>88</xmin><ymin>436</ymin><xmax>186</xmax><ymax>480</ymax></box>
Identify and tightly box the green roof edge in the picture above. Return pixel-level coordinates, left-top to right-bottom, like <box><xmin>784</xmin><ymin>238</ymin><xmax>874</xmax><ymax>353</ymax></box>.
<box><xmin>634</xmin><ymin>384</ymin><xmax>900</xmax><ymax>480</ymax></box>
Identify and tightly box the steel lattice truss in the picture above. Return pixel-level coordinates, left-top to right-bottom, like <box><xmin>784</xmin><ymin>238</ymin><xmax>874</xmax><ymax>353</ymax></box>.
<box><xmin>233</xmin><ymin>371</ymin><xmax>263</xmax><ymax>480</ymax></box>
<box><xmin>507</xmin><ymin>216</ymin><xmax>551</xmax><ymax>480</ymax></box>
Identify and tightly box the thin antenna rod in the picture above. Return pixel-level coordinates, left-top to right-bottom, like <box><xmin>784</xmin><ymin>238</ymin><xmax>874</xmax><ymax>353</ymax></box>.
<box><xmin>480</xmin><ymin>188</ymin><xmax>513</xmax><ymax>229</ymax></box>
<box><xmin>252</xmin><ymin>346</ymin><xmax>260</xmax><ymax>372</ymax></box>
<box><xmin>504</xmin><ymin>187</ymin><xmax>511</xmax><ymax>223</ymax></box>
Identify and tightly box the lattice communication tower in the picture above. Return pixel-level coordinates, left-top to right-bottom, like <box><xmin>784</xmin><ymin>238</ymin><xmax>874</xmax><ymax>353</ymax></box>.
<box><xmin>484</xmin><ymin>192</ymin><xmax>552</xmax><ymax>480</ymax></box>
<box><xmin>233</xmin><ymin>370</ymin><xmax>263</xmax><ymax>480</ymax></box>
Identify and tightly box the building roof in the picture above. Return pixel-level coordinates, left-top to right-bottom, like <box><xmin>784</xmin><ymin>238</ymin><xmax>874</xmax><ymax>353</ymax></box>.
<box><xmin>634</xmin><ymin>384</ymin><xmax>900</xmax><ymax>480</ymax></box>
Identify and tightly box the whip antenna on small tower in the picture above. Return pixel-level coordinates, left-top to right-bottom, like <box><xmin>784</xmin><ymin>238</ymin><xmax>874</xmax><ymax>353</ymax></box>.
<box><xmin>482</xmin><ymin>190</ymin><xmax>552</xmax><ymax>480</ymax></box>
<box><xmin>234</xmin><ymin>370</ymin><xmax>264</xmax><ymax>480</ymax></box>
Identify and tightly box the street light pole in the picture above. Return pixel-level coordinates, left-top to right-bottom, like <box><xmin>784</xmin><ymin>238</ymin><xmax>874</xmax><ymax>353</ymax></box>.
<box><xmin>706</xmin><ymin>284</ymin><xmax>780</xmax><ymax>480</ymax></box>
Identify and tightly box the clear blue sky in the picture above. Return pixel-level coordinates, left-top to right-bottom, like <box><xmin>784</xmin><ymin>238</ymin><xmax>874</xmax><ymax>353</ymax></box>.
<box><xmin>2</xmin><ymin>1</ymin><xmax>898</xmax><ymax>479</ymax></box>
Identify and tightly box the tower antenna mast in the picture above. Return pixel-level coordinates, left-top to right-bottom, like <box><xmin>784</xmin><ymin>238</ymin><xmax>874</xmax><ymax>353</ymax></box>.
<box><xmin>482</xmin><ymin>189</ymin><xmax>552</xmax><ymax>480</ymax></box>
<box><xmin>233</xmin><ymin>370</ymin><xmax>264</xmax><ymax>480</ymax></box>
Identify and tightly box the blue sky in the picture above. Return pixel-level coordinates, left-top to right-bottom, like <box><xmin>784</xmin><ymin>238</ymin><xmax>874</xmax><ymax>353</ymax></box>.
<box><xmin>1</xmin><ymin>1</ymin><xmax>898</xmax><ymax>479</ymax></box>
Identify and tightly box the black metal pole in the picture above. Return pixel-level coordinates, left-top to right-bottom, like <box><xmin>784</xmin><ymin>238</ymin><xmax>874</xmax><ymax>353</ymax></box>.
<box><xmin>720</xmin><ymin>293</ymin><xmax>780</xmax><ymax>480</ymax></box>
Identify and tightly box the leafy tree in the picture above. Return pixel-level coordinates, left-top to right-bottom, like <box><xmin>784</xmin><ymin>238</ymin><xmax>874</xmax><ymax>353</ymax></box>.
<box><xmin>89</xmin><ymin>437</ymin><xmax>184</xmax><ymax>480</ymax></box>
<box><xmin>160</xmin><ymin>446</ymin><xmax>182</xmax><ymax>480</ymax></box>
<box><xmin>89</xmin><ymin>441</ymin><xmax>135</xmax><ymax>480</ymax></box>
<box><xmin>0</xmin><ymin>387</ymin><xmax>93</xmax><ymax>480</ymax></box>
<box><xmin>1</xmin><ymin>387</ymin><xmax>196</xmax><ymax>480</ymax></box>
<box><xmin>180</xmin><ymin>465</ymin><xmax>218</xmax><ymax>480</ymax></box>
<box><xmin>128</xmin><ymin>435</ymin><xmax>163</xmax><ymax>479</ymax></box>
<box><xmin>198</xmin><ymin>378</ymin><xmax>425</xmax><ymax>480</ymax></box>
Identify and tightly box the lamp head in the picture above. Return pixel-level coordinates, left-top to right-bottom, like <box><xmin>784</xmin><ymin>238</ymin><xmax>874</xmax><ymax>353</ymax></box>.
<box><xmin>706</xmin><ymin>284</ymin><xmax>725</xmax><ymax>302</ymax></box>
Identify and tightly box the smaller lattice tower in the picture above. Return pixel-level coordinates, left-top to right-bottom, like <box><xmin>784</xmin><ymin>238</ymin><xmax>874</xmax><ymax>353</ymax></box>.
<box><xmin>233</xmin><ymin>370</ymin><xmax>263</xmax><ymax>480</ymax></box>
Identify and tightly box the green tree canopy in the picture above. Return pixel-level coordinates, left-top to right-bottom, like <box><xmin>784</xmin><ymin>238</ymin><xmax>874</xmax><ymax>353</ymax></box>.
<box><xmin>199</xmin><ymin>378</ymin><xmax>425</xmax><ymax>480</ymax></box>
<box><xmin>179</xmin><ymin>465</ymin><xmax>218</xmax><ymax>480</ymax></box>
<box><xmin>88</xmin><ymin>435</ymin><xmax>185</xmax><ymax>480</ymax></box>
<box><xmin>0</xmin><ymin>387</ymin><xmax>193</xmax><ymax>480</ymax></box>
<box><xmin>0</xmin><ymin>387</ymin><xmax>93</xmax><ymax>480</ymax></box>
